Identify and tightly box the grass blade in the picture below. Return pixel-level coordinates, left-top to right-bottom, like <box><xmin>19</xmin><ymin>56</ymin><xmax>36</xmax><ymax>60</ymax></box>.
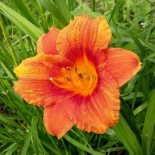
<box><xmin>11</xmin><ymin>0</ymin><xmax>38</xmax><ymax>26</ymax></box>
<box><xmin>0</xmin><ymin>60</ymin><xmax>17</xmax><ymax>81</ymax></box>
<box><xmin>20</xmin><ymin>117</ymin><xmax>38</xmax><ymax>155</ymax></box>
<box><xmin>64</xmin><ymin>134</ymin><xmax>103</xmax><ymax>155</ymax></box>
<box><xmin>113</xmin><ymin>114</ymin><xmax>143</xmax><ymax>155</ymax></box>
<box><xmin>109</xmin><ymin>0</ymin><xmax>125</xmax><ymax>22</ymax></box>
<box><xmin>0</xmin><ymin>15</ymin><xmax>18</xmax><ymax>66</ymax></box>
<box><xmin>120</xmin><ymin>98</ymin><xmax>142</xmax><ymax>143</ymax></box>
<box><xmin>91</xmin><ymin>0</ymin><xmax>96</xmax><ymax>12</ymax></box>
<box><xmin>54</xmin><ymin>0</ymin><xmax>71</xmax><ymax>23</ymax></box>
<box><xmin>0</xmin><ymin>2</ymin><xmax>43</xmax><ymax>42</ymax></box>
<box><xmin>142</xmin><ymin>89</ymin><xmax>155</xmax><ymax>155</ymax></box>
<box><xmin>37</xmin><ymin>0</ymin><xmax>69</xmax><ymax>26</ymax></box>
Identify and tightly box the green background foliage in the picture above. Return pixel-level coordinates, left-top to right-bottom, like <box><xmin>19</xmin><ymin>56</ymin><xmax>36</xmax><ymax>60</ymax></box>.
<box><xmin>0</xmin><ymin>0</ymin><xmax>155</xmax><ymax>154</ymax></box>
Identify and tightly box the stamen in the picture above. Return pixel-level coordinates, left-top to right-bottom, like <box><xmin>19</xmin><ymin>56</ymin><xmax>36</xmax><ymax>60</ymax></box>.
<box><xmin>50</xmin><ymin>77</ymin><xmax>70</xmax><ymax>89</ymax></box>
<box><xmin>65</xmin><ymin>77</ymin><xmax>71</xmax><ymax>81</ymax></box>
<box><xmin>78</xmin><ymin>73</ymin><xmax>84</xmax><ymax>79</ymax></box>
<box><xmin>50</xmin><ymin>61</ymin><xmax>98</xmax><ymax>96</ymax></box>
<box><xmin>74</xmin><ymin>66</ymin><xmax>77</xmax><ymax>72</ymax></box>
<box><xmin>66</xmin><ymin>67</ymin><xmax>71</xmax><ymax>71</ymax></box>
<box><xmin>61</xmin><ymin>68</ymin><xmax>66</xmax><ymax>73</ymax></box>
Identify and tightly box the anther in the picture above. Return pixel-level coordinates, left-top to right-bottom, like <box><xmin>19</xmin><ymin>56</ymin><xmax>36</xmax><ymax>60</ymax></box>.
<box><xmin>65</xmin><ymin>77</ymin><xmax>71</xmax><ymax>81</ymax></box>
<box><xmin>74</xmin><ymin>66</ymin><xmax>77</xmax><ymax>72</ymax></box>
<box><xmin>66</xmin><ymin>67</ymin><xmax>71</xmax><ymax>71</ymax></box>
<box><xmin>61</xmin><ymin>68</ymin><xmax>65</xmax><ymax>73</ymax></box>
<box><xmin>78</xmin><ymin>73</ymin><xmax>83</xmax><ymax>79</ymax></box>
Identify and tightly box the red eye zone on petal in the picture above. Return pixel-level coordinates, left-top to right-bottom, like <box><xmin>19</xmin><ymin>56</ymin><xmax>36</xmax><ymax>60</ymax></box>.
<box><xmin>50</xmin><ymin>53</ymin><xmax>98</xmax><ymax>96</ymax></box>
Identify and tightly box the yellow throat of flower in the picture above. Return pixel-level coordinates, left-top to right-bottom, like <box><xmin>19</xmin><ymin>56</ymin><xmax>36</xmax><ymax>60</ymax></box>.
<box><xmin>50</xmin><ymin>54</ymin><xmax>98</xmax><ymax>96</ymax></box>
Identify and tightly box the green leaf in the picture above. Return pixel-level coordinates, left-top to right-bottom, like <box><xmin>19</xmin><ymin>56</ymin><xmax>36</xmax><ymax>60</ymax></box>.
<box><xmin>134</xmin><ymin>103</ymin><xmax>147</xmax><ymax>116</ymax></box>
<box><xmin>37</xmin><ymin>0</ymin><xmax>71</xmax><ymax>26</ymax></box>
<box><xmin>64</xmin><ymin>134</ymin><xmax>103</xmax><ymax>155</ymax></box>
<box><xmin>91</xmin><ymin>0</ymin><xmax>96</xmax><ymax>12</ymax></box>
<box><xmin>5</xmin><ymin>143</ymin><xmax>19</xmax><ymax>155</ymax></box>
<box><xmin>118</xmin><ymin>28</ymin><xmax>145</xmax><ymax>59</ymax></box>
<box><xmin>21</xmin><ymin>117</ymin><xmax>38</xmax><ymax>155</ymax></box>
<box><xmin>54</xmin><ymin>0</ymin><xmax>72</xmax><ymax>23</ymax></box>
<box><xmin>0</xmin><ymin>60</ymin><xmax>17</xmax><ymax>81</ymax></box>
<box><xmin>11</xmin><ymin>0</ymin><xmax>38</xmax><ymax>26</ymax></box>
<box><xmin>113</xmin><ymin>114</ymin><xmax>143</xmax><ymax>155</ymax></box>
<box><xmin>0</xmin><ymin>2</ymin><xmax>43</xmax><ymax>42</ymax></box>
<box><xmin>109</xmin><ymin>0</ymin><xmax>125</xmax><ymax>22</ymax></box>
<box><xmin>0</xmin><ymin>15</ymin><xmax>18</xmax><ymax>66</ymax></box>
<box><xmin>71</xmin><ymin>2</ymin><xmax>101</xmax><ymax>17</ymax></box>
<box><xmin>0</xmin><ymin>50</ymin><xmax>14</xmax><ymax>65</ymax></box>
<box><xmin>0</xmin><ymin>114</ymin><xmax>23</xmax><ymax>130</ymax></box>
<box><xmin>138</xmin><ymin>38</ymin><xmax>155</xmax><ymax>52</ymax></box>
<box><xmin>142</xmin><ymin>89</ymin><xmax>155</xmax><ymax>155</ymax></box>
<box><xmin>120</xmin><ymin>98</ymin><xmax>142</xmax><ymax>143</ymax></box>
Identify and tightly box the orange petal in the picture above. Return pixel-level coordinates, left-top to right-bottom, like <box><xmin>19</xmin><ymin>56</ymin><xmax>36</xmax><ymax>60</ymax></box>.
<box><xmin>14</xmin><ymin>80</ymin><xmax>54</xmax><ymax>106</ymax></box>
<box><xmin>74</xmin><ymin>71</ymin><xmax>120</xmax><ymax>133</ymax></box>
<box><xmin>37</xmin><ymin>27</ymin><xmax>59</xmax><ymax>54</ymax></box>
<box><xmin>42</xmin><ymin>71</ymin><xmax>119</xmax><ymax>136</ymax></box>
<box><xmin>13</xmin><ymin>54</ymin><xmax>73</xmax><ymax>106</ymax></box>
<box><xmin>14</xmin><ymin>54</ymin><xmax>73</xmax><ymax>80</ymax></box>
<box><xmin>57</xmin><ymin>15</ymin><xmax>111</xmax><ymax>60</ymax></box>
<box><xmin>44</xmin><ymin>103</ymin><xmax>74</xmax><ymax>139</ymax></box>
<box><xmin>105</xmin><ymin>48</ymin><xmax>141</xmax><ymax>87</ymax></box>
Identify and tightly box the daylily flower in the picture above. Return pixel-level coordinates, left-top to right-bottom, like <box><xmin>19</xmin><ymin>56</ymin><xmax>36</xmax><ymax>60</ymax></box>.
<box><xmin>14</xmin><ymin>15</ymin><xmax>141</xmax><ymax>139</ymax></box>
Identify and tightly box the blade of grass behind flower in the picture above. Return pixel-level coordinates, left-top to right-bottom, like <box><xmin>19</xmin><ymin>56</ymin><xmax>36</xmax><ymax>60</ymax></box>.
<box><xmin>0</xmin><ymin>15</ymin><xmax>17</xmax><ymax>66</ymax></box>
<box><xmin>28</xmin><ymin>117</ymin><xmax>49</xmax><ymax>155</ymax></box>
<box><xmin>91</xmin><ymin>0</ymin><xmax>96</xmax><ymax>12</ymax></box>
<box><xmin>0</xmin><ymin>141</ymin><xmax>19</xmax><ymax>155</ymax></box>
<box><xmin>117</xmin><ymin>28</ymin><xmax>145</xmax><ymax>59</ymax></box>
<box><xmin>138</xmin><ymin>38</ymin><xmax>155</xmax><ymax>52</ymax></box>
<box><xmin>0</xmin><ymin>45</ymin><xmax>14</xmax><ymax>65</ymax></box>
<box><xmin>0</xmin><ymin>60</ymin><xmax>17</xmax><ymax>81</ymax></box>
<box><xmin>0</xmin><ymin>115</ymin><xmax>26</xmax><ymax>145</ymax></box>
<box><xmin>64</xmin><ymin>134</ymin><xmax>104</xmax><ymax>155</ymax></box>
<box><xmin>113</xmin><ymin>114</ymin><xmax>143</xmax><ymax>155</ymax></box>
<box><xmin>39</xmin><ymin>138</ymin><xmax>62</xmax><ymax>155</ymax></box>
<box><xmin>54</xmin><ymin>0</ymin><xmax>72</xmax><ymax>23</ymax></box>
<box><xmin>120</xmin><ymin>98</ymin><xmax>142</xmax><ymax>143</ymax></box>
<box><xmin>10</xmin><ymin>0</ymin><xmax>38</xmax><ymax>26</ymax></box>
<box><xmin>37</xmin><ymin>0</ymin><xmax>70</xmax><ymax>26</ymax></box>
<box><xmin>142</xmin><ymin>89</ymin><xmax>155</xmax><ymax>155</ymax></box>
<box><xmin>133</xmin><ymin>103</ymin><xmax>147</xmax><ymax>116</ymax></box>
<box><xmin>0</xmin><ymin>114</ymin><xmax>24</xmax><ymax>131</ymax></box>
<box><xmin>67</xmin><ymin>0</ymin><xmax>75</xmax><ymax>11</ymax></box>
<box><xmin>5</xmin><ymin>143</ymin><xmax>19</xmax><ymax>155</ymax></box>
<box><xmin>35</xmin><ymin>2</ymin><xmax>49</xmax><ymax>32</ymax></box>
<box><xmin>20</xmin><ymin>117</ymin><xmax>38</xmax><ymax>155</ymax></box>
<box><xmin>0</xmin><ymin>2</ymin><xmax>43</xmax><ymax>42</ymax></box>
<box><xmin>109</xmin><ymin>0</ymin><xmax>125</xmax><ymax>22</ymax></box>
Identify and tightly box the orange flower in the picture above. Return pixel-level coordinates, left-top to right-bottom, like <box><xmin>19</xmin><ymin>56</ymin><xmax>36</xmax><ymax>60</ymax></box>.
<box><xmin>14</xmin><ymin>15</ymin><xmax>141</xmax><ymax>139</ymax></box>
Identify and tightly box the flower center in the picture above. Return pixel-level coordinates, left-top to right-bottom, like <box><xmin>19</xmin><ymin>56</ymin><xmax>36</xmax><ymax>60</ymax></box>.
<box><xmin>50</xmin><ymin>55</ymin><xmax>98</xmax><ymax>96</ymax></box>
